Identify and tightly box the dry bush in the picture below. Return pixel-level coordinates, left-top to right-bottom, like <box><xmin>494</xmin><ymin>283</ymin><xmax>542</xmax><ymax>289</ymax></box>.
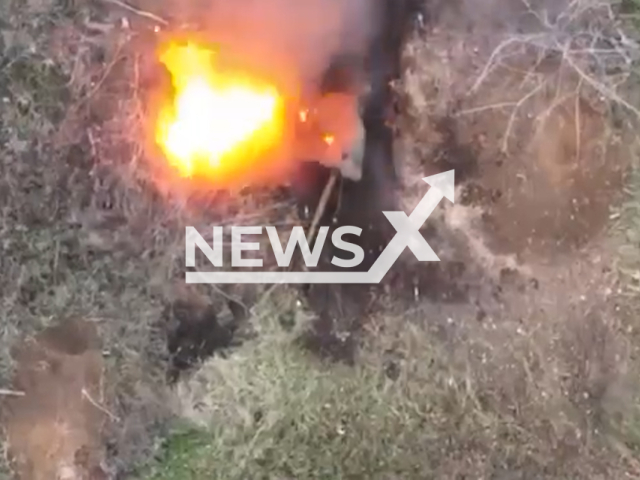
<box><xmin>2</xmin><ymin>0</ymin><xmax>640</xmax><ymax>478</ymax></box>
<box><xmin>395</xmin><ymin>0</ymin><xmax>640</xmax><ymax>188</ymax></box>
<box><xmin>0</xmin><ymin>0</ymin><xmax>296</xmax><ymax>474</ymax></box>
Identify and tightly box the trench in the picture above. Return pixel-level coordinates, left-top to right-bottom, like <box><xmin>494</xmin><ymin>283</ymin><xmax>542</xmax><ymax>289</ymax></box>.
<box><xmin>290</xmin><ymin>0</ymin><xmax>426</xmax><ymax>362</ymax></box>
<box><xmin>165</xmin><ymin>0</ymin><xmax>427</xmax><ymax>376</ymax></box>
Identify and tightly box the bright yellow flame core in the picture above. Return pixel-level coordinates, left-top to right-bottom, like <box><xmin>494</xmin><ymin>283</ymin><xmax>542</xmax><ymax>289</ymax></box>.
<box><xmin>156</xmin><ymin>42</ymin><xmax>283</xmax><ymax>178</ymax></box>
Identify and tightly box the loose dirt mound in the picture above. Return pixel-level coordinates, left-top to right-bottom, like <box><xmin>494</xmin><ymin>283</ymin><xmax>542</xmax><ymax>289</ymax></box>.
<box><xmin>398</xmin><ymin>0</ymin><xmax>632</xmax><ymax>263</ymax></box>
<box><xmin>445</xmin><ymin>76</ymin><xmax>624</xmax><ymax>259</ymax></box>
<box><xmin>2</xmin><ymin>320</ymin><xmax>108</xmax><ymax>480</ymax></box>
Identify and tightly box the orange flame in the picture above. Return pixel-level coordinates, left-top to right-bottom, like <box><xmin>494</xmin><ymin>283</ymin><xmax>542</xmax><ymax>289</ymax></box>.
<box><xmin>155</xmin><ymin>42</ymin><xmax>285</xmax><ymax>179</ymax></box>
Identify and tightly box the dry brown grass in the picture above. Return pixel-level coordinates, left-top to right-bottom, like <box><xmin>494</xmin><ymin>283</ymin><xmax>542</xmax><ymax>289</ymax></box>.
<box><xmin>0</xmin><ymin>0</ymin><xmax>292</xmax><ymax>475</ymax></box>
<box><xmin>151</xmin><ymin>1</ymin><xmax>640</xmax><ymax>478</ymax></box>
<box><xmin>1</xmin><ymin>0</ymin><xmax>640</xmax><ymax>478</ymax></box>
<box><xmin>396</xmin><ymin>0</ymin><xmax>640</xmax><ymax>169</ymax></box>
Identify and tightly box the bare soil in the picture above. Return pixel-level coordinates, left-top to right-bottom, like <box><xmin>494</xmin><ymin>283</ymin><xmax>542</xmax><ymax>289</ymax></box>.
<box><xmin>2</xmin><ymin>320</ymin><xmax>108</xmax><ymax>480</ymax></box>
<box><xmin>0</xmin><ymin>0</ymin><xmax>638</xmax><ymax>478</ymax></box>
<box><xmin>447</xmin><ymin>76</ymin><xmax>626</xmax><ymax>259</ymax></box>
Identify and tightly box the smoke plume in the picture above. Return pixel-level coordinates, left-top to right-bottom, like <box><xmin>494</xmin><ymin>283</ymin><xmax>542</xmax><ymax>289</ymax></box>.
<box><xmin>190</xmin><ymin>0</ymin><xmax>379</xmax><ymax>93</ymax></box>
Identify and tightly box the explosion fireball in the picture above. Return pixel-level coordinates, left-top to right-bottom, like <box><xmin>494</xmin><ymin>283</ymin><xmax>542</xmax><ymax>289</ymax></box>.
<box><xmin>155</xmin><ymin>41</ymin><xmax>286</xmax><ymax>179</ymax></box>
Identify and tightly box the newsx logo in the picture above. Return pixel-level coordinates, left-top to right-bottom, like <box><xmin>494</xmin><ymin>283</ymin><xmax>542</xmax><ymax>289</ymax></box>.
<box><xmin>185</xmin><ymin>170</ymin><xmax>455</xmax><ymax>284</ymax></box>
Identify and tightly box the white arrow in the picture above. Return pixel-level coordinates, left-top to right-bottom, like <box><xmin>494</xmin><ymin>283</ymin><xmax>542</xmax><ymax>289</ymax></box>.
<box><xmin>366</xmin><ymin>169</ymin><xmax>455</xmax><ymax>282</ymax></box>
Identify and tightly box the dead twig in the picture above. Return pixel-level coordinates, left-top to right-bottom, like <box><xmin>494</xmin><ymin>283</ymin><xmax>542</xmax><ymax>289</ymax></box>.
<box><xmin>575</xmin><ymin>77</ymin><xmax>583</xmax><ymax>164</ymax></box>
<box><xmin>307</xmin><ymin>169</ymin><xmax>339</xmax><ymax>253</ymax></box>
<box><xmin>560</xmin><ymin>49</ymin><xmax>640</xmax><ymax>119</ymax></box>
<box><xmin>502</xmin><ymin>80</ymin><xmax>548</xmax><ymax>154</ymax></box>
<box><xmin>470</xmin><ymin>35</ymin><xmax>543</xmax><ymax>94</ymax></box>
<box><xmin>455</xmin><ymin>102</ymin><xmax>519</xmax><ymax>116</ymax></box>
<box><xmin>101</xmin><ymin>0</ymin><xmax>169</xmax><ymax>26</ymax></box>
<box><xmin>0</xmin><ymin>389</ymin><xmax>25</xmax><ymax>397</ymax></box>
<box><xmin>82</xmin><ymin>388</ymin><xmax>120</xmax><ymax>423</ymax></box>
<box><xmin>250</xmin><ymin>171</ymin><xmax>338</xmax><ymax>316</ymax></box>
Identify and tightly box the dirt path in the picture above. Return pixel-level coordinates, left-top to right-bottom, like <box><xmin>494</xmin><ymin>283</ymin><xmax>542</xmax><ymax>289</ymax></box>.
<box><xmin>2</xmin><ymin>320</ymin><xmax>108</xmax><ymax>480</ymax></box>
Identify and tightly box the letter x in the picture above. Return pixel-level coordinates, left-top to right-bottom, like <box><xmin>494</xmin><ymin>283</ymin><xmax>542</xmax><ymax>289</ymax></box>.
<box><xmin>382</xmin><ymin>211</ymin><xmax>438</xmax><ymax>261</ymax></box>
<box><xmin>373</xmin><ymin>184</ymin><xmax>445</xmax><ymax>270</ymax></box>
